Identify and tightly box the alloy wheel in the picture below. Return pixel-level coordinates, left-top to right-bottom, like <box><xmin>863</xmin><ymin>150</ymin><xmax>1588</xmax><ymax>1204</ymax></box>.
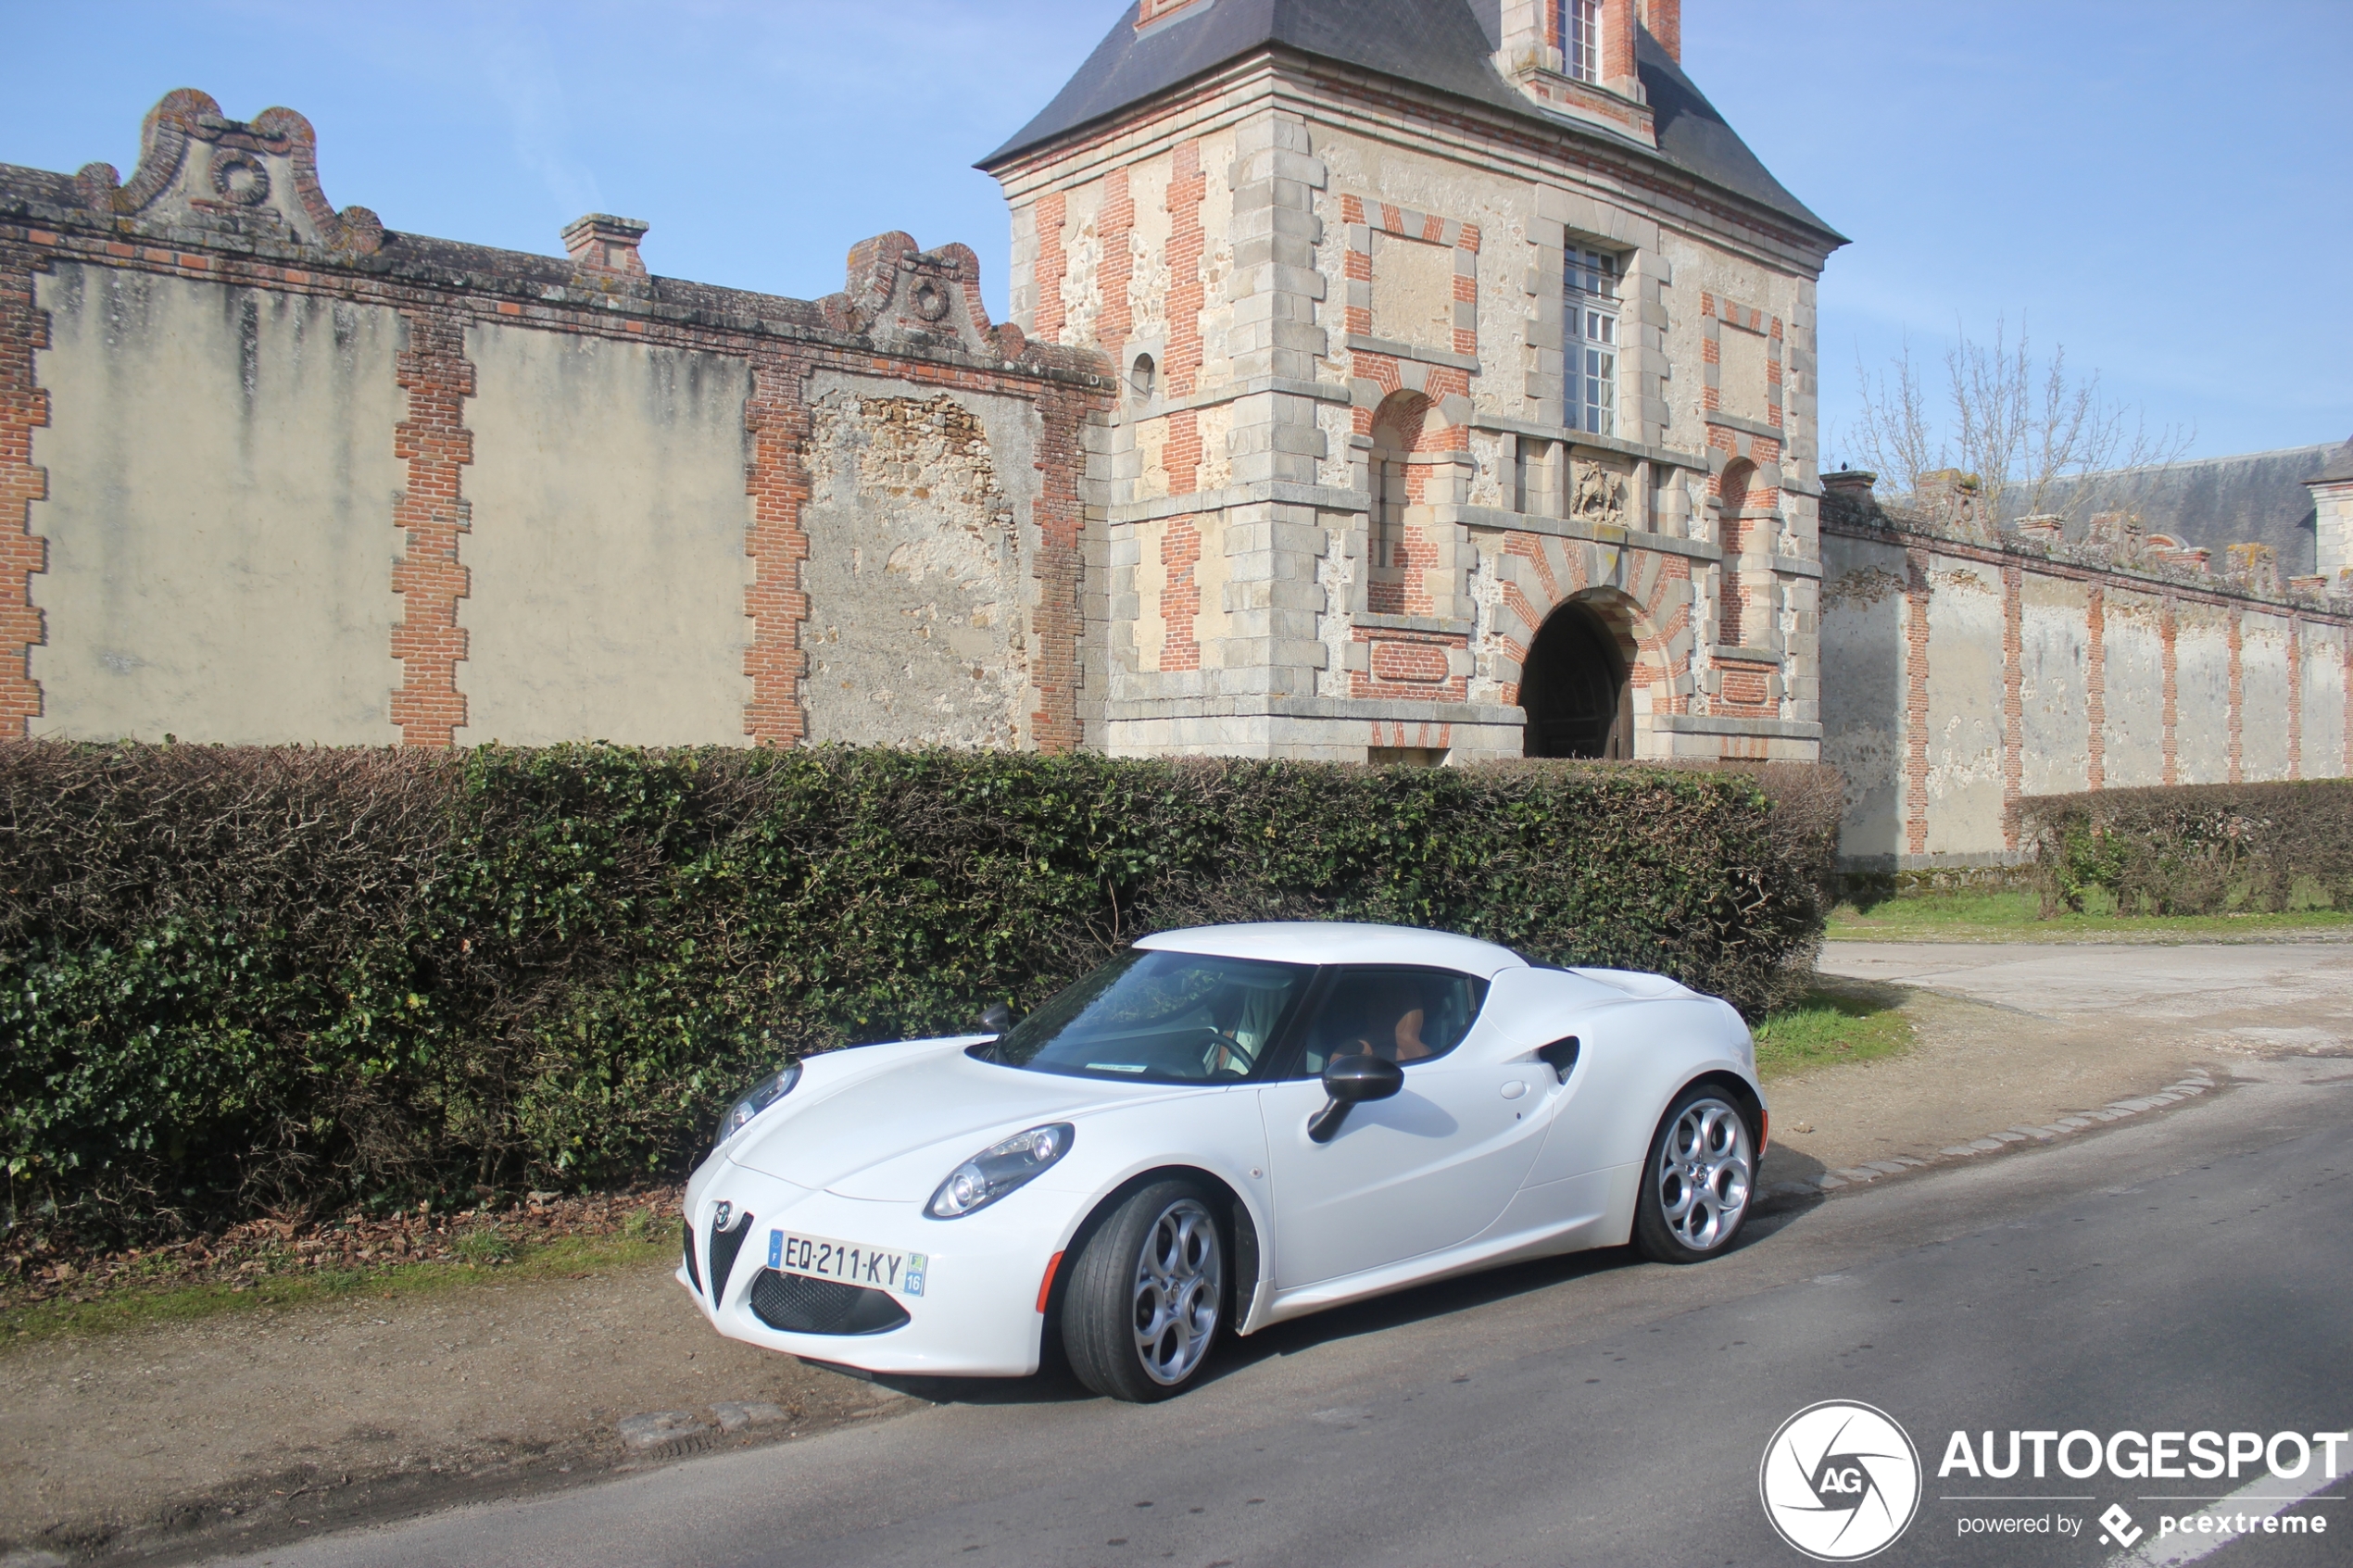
<box><xmin>1130</xmin><ymin>1196</ymin><xmax>1222</xmax><ymax>1386</ymax></box>
<box><xmin>1655</xmin><ymin>1097</ymin><xmax>1753</xmax><ymax>1251</ymax></box>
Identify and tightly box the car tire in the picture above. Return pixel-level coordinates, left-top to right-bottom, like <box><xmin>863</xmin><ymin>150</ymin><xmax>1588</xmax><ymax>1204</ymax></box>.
<box><xmin>1062</xmin><ymin>1179</ymin><xmax>1225</xmax><ymax>1402</ymax></box>
<box><xmin>1632</xmin><ymin>1083</ymin><xmax>1757</xmax><ymax>1264</ymax></box>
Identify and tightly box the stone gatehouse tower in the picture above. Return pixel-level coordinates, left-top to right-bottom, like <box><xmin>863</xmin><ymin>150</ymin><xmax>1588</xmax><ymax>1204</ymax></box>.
<box><xmin>987</xmin><ymin>0</ymin><xmax>1845</xmax><ymax>761</ymax></box>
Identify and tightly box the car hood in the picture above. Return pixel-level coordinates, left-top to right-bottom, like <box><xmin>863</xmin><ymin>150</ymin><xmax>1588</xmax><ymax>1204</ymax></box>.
<box><xmin>724</xmin><ymin>1041</ymin><xmax>1186</xmax><ymax>1200</ymax></box>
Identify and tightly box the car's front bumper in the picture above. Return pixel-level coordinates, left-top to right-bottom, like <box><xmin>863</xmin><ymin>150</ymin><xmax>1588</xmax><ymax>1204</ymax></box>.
<box><xmin>680</xmin><ymin>1160</ymin><xmax>1063</xmax><ymax>1378</ymax></box>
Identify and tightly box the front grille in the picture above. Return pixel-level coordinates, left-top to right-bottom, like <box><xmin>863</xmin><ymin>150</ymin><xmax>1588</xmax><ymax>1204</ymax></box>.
<box><xmin>709</xmin><ymin>1211</ymin><xmax>755</xmax><ymax>1302</ymax></box>
<box><xmin>683</xmin><ymin>1218</ymin><xmax>702</xmax><ymax>1294</ymax></box>
<box><xmin>748</xmin><ymin>1268</ymin><xmax>911</xmax><ymax>1336</ymax></box>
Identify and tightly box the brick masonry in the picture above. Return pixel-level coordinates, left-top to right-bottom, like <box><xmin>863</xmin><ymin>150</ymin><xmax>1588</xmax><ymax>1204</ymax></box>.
<box><xmin>2160</xmin><ymin>596</ymin><xmax>2180</xmax><ymax>786</ymax></box>
<box><xmin>2083</xmin><ymin>586</ymin><xmax>2107</xmax><ymax>794</ymax></box>
<box><xmin>2000</xmin><ymin>561</ymin><xmax>2022</xmax><ymax>847</ymax></box>
<box><xmin>0</xmin><ymin>240</ymin><xmax>45</xmax><ymax>735</ymax></box>
<box><xmin>2227</xmin><ymin>609</ymin><xmax>2244</xmax><ymax>785</ymax></box>
<box><xmin>2284</xmin><ymin>614</ymin><xmax>2302</xmax><ymax>783</ymax></box>
<box><xmin>389</xmin><ymin>307</ymin><xmax>474</xmax><ymax>747</ymax></box>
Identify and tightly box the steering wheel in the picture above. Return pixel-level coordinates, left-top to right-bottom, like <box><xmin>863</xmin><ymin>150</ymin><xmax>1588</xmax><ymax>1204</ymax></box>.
<box><xmin>1203</xmin><ymin>1029</ymin><xmax>1253</xmax><ymax>1077</ymax></box>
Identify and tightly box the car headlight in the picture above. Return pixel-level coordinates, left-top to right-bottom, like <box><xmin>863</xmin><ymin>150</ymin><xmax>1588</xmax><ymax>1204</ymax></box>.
<box><xmin>718</xmin><ymin>1064</ymin><xmax>801</xmax><ymax>1144</ymax></box>
<box><xmin>926</xmin><ymin>1123</ymin><xmax>1075</xmax><ymax>1219</ymax></box>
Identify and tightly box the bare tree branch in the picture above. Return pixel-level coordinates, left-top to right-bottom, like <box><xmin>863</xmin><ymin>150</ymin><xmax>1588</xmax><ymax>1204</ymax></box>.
<box><xmin>1846</xmin><ymin>320</ymin><xmax>2193</xmax><ymax>527</ymax></box>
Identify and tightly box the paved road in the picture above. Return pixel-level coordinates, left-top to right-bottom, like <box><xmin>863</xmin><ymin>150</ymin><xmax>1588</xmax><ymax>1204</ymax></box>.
<box><xmin>207</xmin><ymin>1047</ymin><xmax>2352</xmax><ymax>1568</ymax></box>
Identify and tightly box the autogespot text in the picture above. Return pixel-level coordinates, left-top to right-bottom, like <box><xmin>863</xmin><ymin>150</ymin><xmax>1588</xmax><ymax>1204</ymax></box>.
<box><xmin>1937</xmin><ymin>1427</ymin><xmax>2348</xmax><ymax>1483</ymax></box>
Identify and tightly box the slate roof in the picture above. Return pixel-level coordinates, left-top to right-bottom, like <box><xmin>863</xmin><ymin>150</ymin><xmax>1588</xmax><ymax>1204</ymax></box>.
<box><xmin>2014</xmin><ymin>444</ymin><xmax>2341</xmax><ymax>575</ymax></box>
<box><xmin>981</xmin><ymin>0</ymin><xmax>1841</xmax><ymax>244</ymax></box>
<box><xmin>2316</xmin><ymin>435</ymin><xmax>2353</xmax><ymax>484</ymax></box>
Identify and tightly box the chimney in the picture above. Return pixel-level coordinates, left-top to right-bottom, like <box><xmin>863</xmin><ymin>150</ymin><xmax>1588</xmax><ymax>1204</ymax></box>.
<box><xmin>1641</xmin><ymin>0</ymin><xmax>1680</xmax><ymax>61</ymax></box>
<box><xmin>561</xmin><ymin>214</ymin><xmax>648</xmax><ymax>278</ymax></box>
<box><xmin>1821</xmin><ymin>468</ymin><xmax>1878</xmax><ymax>506</ymax></box>
<box><xmin>2008</xmin><ymin>514</ymin><xmax>2064</xmax><ymax>548</ymax></box>
<box><xmin>1604</xmin><ymin>0</ymin><xmax>1640</xmax><ymax>97</ymax></box>
<box><xmin>1135</xmin><ymin>0</ymin><xmax>1208</xmax><ymax>29</ymax></box>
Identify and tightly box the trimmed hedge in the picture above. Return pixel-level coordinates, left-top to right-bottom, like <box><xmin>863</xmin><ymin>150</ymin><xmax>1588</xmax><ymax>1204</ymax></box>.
<box><xmin>2020</xmin><ymin>781</ymin><xmax>2353</xmax><ymax>916</ymax></box>
<box><xmin>2</xmin><ymin>743</ymin><xmax>1837</xmax><ymax>1240</ymax></box>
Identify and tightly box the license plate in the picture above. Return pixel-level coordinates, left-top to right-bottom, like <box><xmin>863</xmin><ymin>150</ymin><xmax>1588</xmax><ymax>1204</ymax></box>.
<box><xmin>767</xmin><ymin>1230</ymin><xmax>925</xmax><ymax>1298</ymax></box>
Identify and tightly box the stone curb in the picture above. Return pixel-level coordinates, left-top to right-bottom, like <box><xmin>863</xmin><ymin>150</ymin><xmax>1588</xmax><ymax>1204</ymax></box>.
<box><xmin>616</xmin><ymin>1400</ymin><xmax>789</xmax><ymax>1460</ymax></box>
<box><xmin>1765</xmin><ymin>1069</ymin><xmax>2218</xmax><ymax>1200</ymax></box>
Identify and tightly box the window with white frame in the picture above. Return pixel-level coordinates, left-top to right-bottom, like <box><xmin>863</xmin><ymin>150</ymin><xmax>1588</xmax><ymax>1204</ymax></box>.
<box><xmin>1566</xmin><ymin>246</ymin><xmax>1617</xmax><ymax>437</ymax></box>
<box><xmin>1556</xmin><ymin>0</ymin><xmax>1601</xmax><ymax>82</ymax></box>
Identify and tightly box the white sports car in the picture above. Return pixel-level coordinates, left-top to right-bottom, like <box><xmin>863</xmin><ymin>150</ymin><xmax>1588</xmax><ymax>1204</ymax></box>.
<box><xmin>680</xmin><ymin>922</ymin><xmax>1766</xmax><ymax>1401</ymax></box>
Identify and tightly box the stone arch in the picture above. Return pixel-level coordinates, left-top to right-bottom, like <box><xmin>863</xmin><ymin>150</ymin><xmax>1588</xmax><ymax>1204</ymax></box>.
<box><xmin>1519</xmin><ymin>586</ymin><xmax>1658</xmax><ymax>759</ymax></box>
<box><xmin>1492</xmin><ymin>527</ymin><xmax>1690</xmax><ymax>759</ymax></box>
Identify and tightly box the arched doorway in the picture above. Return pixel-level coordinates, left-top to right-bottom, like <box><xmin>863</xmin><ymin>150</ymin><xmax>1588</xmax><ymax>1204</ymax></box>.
<box><xmin>1519</xmin><ymin>598</ymin><xmax>1632</xmax><ymax>759</ymax></box>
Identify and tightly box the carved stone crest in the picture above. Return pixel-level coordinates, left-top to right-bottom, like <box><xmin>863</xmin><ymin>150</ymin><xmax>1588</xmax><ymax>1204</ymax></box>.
<box><xmin>820</xmin><ymin>232</ymin><xmax>1028</xmax><ymax>362</ymax></box>
<box><xmin>1571</xmin><ymin>461</ymin><xmax>1629</xmax><ymax>527</ymax></box>
<box><xmin>70</xmin><ymin>89</ymin><xmax>383</xmax><ymax>256</ymax></box>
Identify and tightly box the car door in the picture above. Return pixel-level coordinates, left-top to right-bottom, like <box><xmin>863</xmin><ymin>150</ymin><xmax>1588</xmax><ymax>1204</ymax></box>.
<box><xmin>1254</xmin><ymin>965</ymin><xmax>1551</xmax><ymax>1289</ymax></box>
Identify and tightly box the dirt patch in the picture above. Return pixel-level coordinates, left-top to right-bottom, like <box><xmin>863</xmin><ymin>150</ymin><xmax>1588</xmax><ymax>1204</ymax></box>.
<box><xmin>0</xmin><ymin>1255</ymin><xmax>909</xmax><ymax>1562</ymax></box>
<box><xmin>1756</xmin><ymin>986</ymin><xmax>2212</xmax><ymax>1188</ymax></box>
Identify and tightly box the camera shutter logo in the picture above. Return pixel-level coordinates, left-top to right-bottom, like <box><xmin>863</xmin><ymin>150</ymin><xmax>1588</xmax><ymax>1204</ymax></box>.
<box><xmin>1759</xmin><ymin>1400</ymin><xmax>1922</xmax><ymax>1561</ymax></box>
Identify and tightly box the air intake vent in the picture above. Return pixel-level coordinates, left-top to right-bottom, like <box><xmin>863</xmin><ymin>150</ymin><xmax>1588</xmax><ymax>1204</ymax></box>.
<box><xmin>683</xmin><ymin>1218</ymin><xmax>701</xmax><ymax>1294</ymax></box>
<box><xmin>747</xmin><ymin>1269</ymin><xmax>911</xmax><ymax>1336</ymax></box>
<box><xmin>708</xmin><ymin>1210</ymin><xmax>755</xmax><ymax>1302</ymax></box>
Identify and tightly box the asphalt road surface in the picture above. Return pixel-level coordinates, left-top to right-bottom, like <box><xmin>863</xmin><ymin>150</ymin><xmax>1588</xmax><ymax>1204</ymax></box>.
<box><xmin>208</xmin><ymin>1052</ymin><xmax>2350</xmax><ymax>1568</ymax></box>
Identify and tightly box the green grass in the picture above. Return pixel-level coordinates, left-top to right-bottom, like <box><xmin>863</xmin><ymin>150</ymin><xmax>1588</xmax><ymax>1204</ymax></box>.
<box><xmin>1828</xmin><ymin>889</ymin><xmax>2353</xmax><ymax>944</ymax></box>
<box><xmin>1753</xmin><ymin>983</ymin><xmax>1915</xmax><ymax>1079</ymax></box>
<box><xmin>0</xmin><ymin>1227</ymin><xmax>678</xmax><ymax>1352</ymax></box>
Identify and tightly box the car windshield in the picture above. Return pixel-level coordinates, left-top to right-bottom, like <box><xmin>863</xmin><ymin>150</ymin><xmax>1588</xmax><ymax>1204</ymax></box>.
<box><xmin>984</xmin><ymin>948</ymin><xmax>1315</xmax><ymax>1084</ymax></box>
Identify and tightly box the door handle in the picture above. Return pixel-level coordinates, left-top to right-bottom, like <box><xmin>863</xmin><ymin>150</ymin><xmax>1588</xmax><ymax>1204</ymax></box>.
<box><xmin>1536</xmin><ymin>1035</ymin><xmax>1580</xmax><ymax>1083</ymax></box>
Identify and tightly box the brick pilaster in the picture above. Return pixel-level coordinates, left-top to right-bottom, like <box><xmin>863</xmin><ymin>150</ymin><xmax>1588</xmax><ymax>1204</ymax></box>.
<box><xmin>1904</xmin><ymin>549</ymin><xmax>1931</xmax><ymax>857</ymax></box>
<box><xmin>2160</xmin><ymin>596</ymin><xmax>2179</xmax><ymax>785</ymax></box>
<box><xmin>1164</xmin><ymin>140</ymin><xmax>1205</xmax><ymax>396</ymax></box>
<box><xmin>1097</xmin><ymin>168</ymin><xmax>1135</xmax><ymax>354</ymax></box>
<box><xmin>2285</xmin><ymin>615</ymin><xmax>2303</xmax><ymax>781</ymax></box>
<box><xmin>1158</xmin><ymin>513</ymin><xmax>1203</xmax><ymax>674</ymax></box>
<box><xmin>2084</xmin><ymin>586</ymin><xmax>2106</xmax><ymax>793</ymax></box>
<box><xmin>744</xmin><ymin>345</ymin><xmax>812</xmax><ymax>746</ymax></box>
<box><xmin>2000</xmin><ymin>561</ymin><xmax>2022</xmax><ymax>847</ymax></box>
<box><xmin>0</xmin><ymin>245</ymin><xmax>47</xmax><ymax>737</ymax></box>
<box><xmin>1032</xmin><ymin>192</ymin><xmax>1068</xmax><ymax>346</ymax></box>
<box><xmin>2226</xmin><ymin>609</ymin><xmax>2244</xmax><ymax>784</ymax></box>
<box><xmin>389</xmin><ymin>308</ymin><xmax>474</xmax><ymax>746</ymax></box>
<box><xmin>1026</xmin><ymin>382</ymin><xmax>1098</xmax><ymax>753</ymax></box>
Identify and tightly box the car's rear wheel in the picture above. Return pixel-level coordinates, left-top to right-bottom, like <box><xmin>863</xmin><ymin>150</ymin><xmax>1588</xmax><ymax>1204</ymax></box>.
<box><xmin>1062</xmin><ymin>1180</ymin><xmax>1223</xmax><ymax>1401</ymax></box>
<box><xmin>1632</xmin><ymin>1085</ymin><xmax>1755</xmax><ymax>1263</ymax></box>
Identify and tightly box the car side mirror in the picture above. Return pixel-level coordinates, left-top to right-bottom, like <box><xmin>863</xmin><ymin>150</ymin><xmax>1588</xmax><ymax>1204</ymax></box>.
<box><xmin>976</xmin><ymin>1002</ymin><xmax>1013</xmax><ymax>1035</ymax></box>
<box><xmin>1307</xmin><ymin>1053</ymin><xmax>1404</xmax><ymax>1144</ymax></box>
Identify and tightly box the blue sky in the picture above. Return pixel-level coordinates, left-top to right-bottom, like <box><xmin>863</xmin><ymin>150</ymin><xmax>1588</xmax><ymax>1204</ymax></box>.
<box><xmin>3</xmin><ymin>1</ymin><xmax>2345</xmax><ymax>460</ymax></box>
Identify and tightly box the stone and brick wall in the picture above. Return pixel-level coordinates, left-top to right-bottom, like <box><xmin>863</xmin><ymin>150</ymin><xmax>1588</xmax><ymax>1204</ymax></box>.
<box><xmin>1821</xmin><ymin>479</ymin><xmax>2353</xmax><ymax>871</ymax></box>
<box><xmin>0</xmin><ymin>94</ymin><xmax>1111</xmax><ymax>751</ymax></box>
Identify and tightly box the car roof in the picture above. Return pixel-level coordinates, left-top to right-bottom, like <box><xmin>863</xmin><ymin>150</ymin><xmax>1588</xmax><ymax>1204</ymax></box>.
<box><xmin>1134</xmin><ymin>921</ymin><xmax>1529</xmax><ymax>978</ymax></box>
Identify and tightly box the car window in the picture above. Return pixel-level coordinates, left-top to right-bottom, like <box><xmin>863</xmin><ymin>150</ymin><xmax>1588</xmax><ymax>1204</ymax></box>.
<box><xmin>984</xmin><ymin>948</ymin><xmax>1315</xmax><ymax>1084</ymax></box>
<box><xmin>1290</xmin><ymin>967</ymin><xmax>1491</xmax><ymax>1076</ymax></box>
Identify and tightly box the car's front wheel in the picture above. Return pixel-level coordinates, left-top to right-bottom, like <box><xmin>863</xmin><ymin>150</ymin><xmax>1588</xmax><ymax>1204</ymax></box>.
<box><xmin>1632</xmin><ymin>1084</ymin><xmax>1755</xmax><ymax>1263</ymax></box>
<box><xmin>1062</xmin><ymin>1180</ymin><xmax>1224</xmax><ymax>1401</ymax></box>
